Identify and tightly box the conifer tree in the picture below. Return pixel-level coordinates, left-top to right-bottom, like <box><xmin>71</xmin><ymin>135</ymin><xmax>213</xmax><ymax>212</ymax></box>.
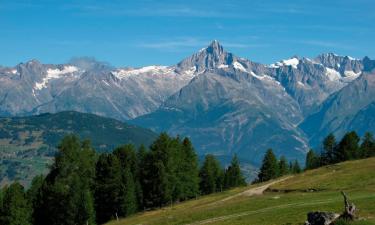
<box><xmin>360</xmin><ymin>132</ymin><xmax>375</xmax><ymax>158</ymax></box>
<box><xmin>199</xmin><ymin>154</ymin><xmax>224</xmax><ymax>195</ymax></box>
<box><xmin>35</xmin><ymin>135</ymin><xmax>96</xmax><ymax>225</ymax></box>
<box><xmin>305</xmin><ymin>149</ymin><xmax>319</xmax><ymax>170</ymax></box>
<box><xmin>224</xmin><ymin>154</ymin><xmax>246</xmax><ymax>189</ymax></box>
<box><xmin>278</xmin><ymin>156</ymin><xmax>289</xmax><ymax>176</ymax></box>
<box><xmin>94</xmin><ymin>154</ymin><xmax>123</xmax><ymax>224</ymax></box>
<box><xmin>179</xmin><ymin>138</ymin><xmax>200</xmax><ymax>200</ymax></box>
<box><xmin>0</xmin><ymin>182</ymin><xmax>32</xmax><ymax>225</ymax></box>
<box><xmin>113</xmin><ymin>144</ymin><xmax>139</xmax><ymax>216</ymax></box>
<box><xmin>257</xmin><ymin>149</ymin><xmax>279</xmax><ymax>182</ymax></box>
<box><xmin>26</xmin><ymin>175</ymin><xmax>44</xmax><ymax>225</ymax></box>
<box><xmin>292</xmin><ymin>160</ymin><xmax>301</xmax><ymax>174</ymax></box>
<box><xmin>322</xmin><ymin>133</ymin><xmax>337</xmax><ymax>164</ymax></box>
<box><xmin>121</xmin><ymin>167</ymin><xmax>137</xmax><ymax>216</ymax></box>
<box><xmin>336</xmin><ymin>131</ymin><xmax>360</xmax><ymax>161</ymax></box>
<box><xmin>136</xmin><ymin>145</ymin><xmax>147</xmax><ymax>209</ymax></box>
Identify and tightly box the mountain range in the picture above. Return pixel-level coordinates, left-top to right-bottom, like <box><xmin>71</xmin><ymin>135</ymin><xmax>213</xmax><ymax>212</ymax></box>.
<box><xmin>1</xmin><ymin>40</ymin><xmax>375</xmax><ymax>166</ymax></box>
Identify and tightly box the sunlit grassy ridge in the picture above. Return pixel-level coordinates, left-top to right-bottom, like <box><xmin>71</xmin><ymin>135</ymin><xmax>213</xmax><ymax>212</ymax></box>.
<box><xmin>106</xmin><ymin>157</ymin><xmax>375</xmax><ymax>225</ymax></box>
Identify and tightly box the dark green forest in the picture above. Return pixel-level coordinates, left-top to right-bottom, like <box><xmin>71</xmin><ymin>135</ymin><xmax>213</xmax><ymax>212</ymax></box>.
<box><xmin>0</xmin><ymin>133</ymin><xmax>246</xmax><ymax>225</ymax></box>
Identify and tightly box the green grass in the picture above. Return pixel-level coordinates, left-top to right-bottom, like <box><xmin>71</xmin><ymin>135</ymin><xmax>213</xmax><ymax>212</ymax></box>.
<box><xmin>106</xmin><ymin>157</ymin><xmax>375</xmax><ymax>225</ymax></box>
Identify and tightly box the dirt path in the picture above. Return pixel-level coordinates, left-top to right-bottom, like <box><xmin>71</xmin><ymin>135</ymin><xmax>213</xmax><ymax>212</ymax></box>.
<box><xmin>211</xmin><ymin>176</ymin><xmax>292</xmax><ymax>205</ymax></box>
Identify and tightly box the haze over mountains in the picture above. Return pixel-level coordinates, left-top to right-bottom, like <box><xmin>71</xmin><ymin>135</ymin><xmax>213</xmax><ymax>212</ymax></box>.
<box><xmin>1</xmin><ymin>40</ymin><xmax>375</xmax><ymax>165</ymax></box>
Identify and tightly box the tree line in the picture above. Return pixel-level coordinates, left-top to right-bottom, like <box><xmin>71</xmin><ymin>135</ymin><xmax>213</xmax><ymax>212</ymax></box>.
<box><xmin>255</xmin><ymin>131</ymin><xmax>375</xmax><ymax>183</ymax></box>
<box><xmin>305</xmin><ymin>131</ymin><xmax>375</xmax><ymax>170</ymax></box>
<box><xmin>0</xmin><ymin>133</ymin><xmax>246</xmax><ymax>225</ymax></box>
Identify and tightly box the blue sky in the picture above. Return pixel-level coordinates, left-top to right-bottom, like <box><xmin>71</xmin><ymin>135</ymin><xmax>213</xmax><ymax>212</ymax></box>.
<box><xmin>1</xmin><ymin>0</ymin><xmax>374</xmax><ymax>67</ymax></box>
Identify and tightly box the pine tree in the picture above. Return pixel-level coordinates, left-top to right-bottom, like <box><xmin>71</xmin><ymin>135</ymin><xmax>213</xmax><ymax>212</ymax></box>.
<box><xmin>26</xmin><ymin>175</ymin><xmax>44</xmax><ymax>225</ymax></box>
<box><xmin>305</xmin><ymin>149</ymin><xmax>319</xmax><ymax>170</ymax></box>
<box><xmin>257</xmin><ymin>149</ymin><xmax>279</xmax><ymax>182</ymax></box>
<box><xmin>179</xmin><ymin>138</ymin><xmax>200</xmax><ymax>200</ymax></box>
<box><xmin>136</xmin><ymin>145</ymin><xmax>147</xmax><ymax>209</ymax></box>
<box><xmin>148</xmin><ymin>159</ymin><xmax>170</xmax><ymax>207</ymax></box>
<box><xmin>360</xmin><ymin>132</ymin><xmax>375</xmax><ymax>158</ymax></box>
<box><xmin>336</xmin><ymin>131</ymin><xmax>360</xmax><ymax>162</ymax></box>
<box><xmin>113</xmin><ymin>144</ymin><xmax>139</xmax><ymax>216</ymax></box>
<box><xmin>35</xmin><ymin>135</ymin><xmax>96</xmax><ymax>225</ymax></box>
<box><xmin>224</xmin><ymin>154</ymin><xmax>246</xmax><ymax>189</ymax></box>
<box><xmin>0</xmin><ymin>182</ymin><xmax>32</xmax><ymax>225</ymax></box>
<box><xmin>121</xmin><ymin>167</ymin><xmax>137</xmax><ymax>216</ymax></box>
<box><xmin>94</xmin><ymin>153</ymin><xmax>123</xmax><ymax>224</ymax></box>
<box><xmin>199</xmin><ymin>154</ymin><xmax>224</xmax><ymax>195</ymax></box>
<box><xmin>322</xmin><ymin>133</ymin><xmax>337</xmax><ymax>165</ymax></box>
<box><xmin>292</xmin><ymin>160</ymin><xmax>301</xmax><ymax>174</ymax></box>
<box><xmin>148</xmin><ymin>133</ymin><xmax>174</xmax><ymax>205</ymax></box>
<box><xmin>278</xmin><ymin>156</ymin><xmax>289</xmax><ymax>176</ymax></box>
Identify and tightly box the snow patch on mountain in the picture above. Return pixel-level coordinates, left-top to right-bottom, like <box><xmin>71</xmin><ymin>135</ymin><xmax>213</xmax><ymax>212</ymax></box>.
<box><xmin>233</xmin><ymin>61</ymin><xmax>247</xmax><ymax>72</ymax></box>
<box><xmin>344</xmin><ymin>70</ymin><xmax>361</xmax><ymax>78</ymax></box>
<box><xmin>325</xmin><ymin>67</ymin><xmax>341</xmax><ymax>81</ymax></box>
<box><xmin>218</xmin><ymin>64</ymin><xmax>229</xmax><ymax>69</ymax></box>
<box><xmin>35</xmin><ymin>66</ymin><xmax>78</xmax><ymax>90</ymax></box>
<box><xmin>112</xmin><ymin>66</ymin><xmax>173</xmax><ymax>80</ymax></box>
<box><xmin>269</xmin><ymin>57</ymin><xmax>299</xmax><ymax>69</ymax></box>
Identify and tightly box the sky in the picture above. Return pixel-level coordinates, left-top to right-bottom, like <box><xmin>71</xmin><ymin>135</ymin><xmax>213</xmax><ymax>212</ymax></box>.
<box><xmin>1</xmin><ymin>0</ymin><xmax>374</xmax><ymax>67</ymax></box>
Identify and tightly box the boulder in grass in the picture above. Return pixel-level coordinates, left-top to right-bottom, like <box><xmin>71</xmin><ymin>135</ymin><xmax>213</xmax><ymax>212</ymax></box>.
<box><xmin>305</xmin><ymin>211</ymin><xmax>340</xmax><ymax>225</ymax></box>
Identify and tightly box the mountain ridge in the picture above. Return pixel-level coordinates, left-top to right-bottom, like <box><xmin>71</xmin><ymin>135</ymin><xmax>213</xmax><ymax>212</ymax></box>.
<box><xmin>1</xmin><ymin>40</ymin><xmax>375</xmax><ymax>167</ymax></box>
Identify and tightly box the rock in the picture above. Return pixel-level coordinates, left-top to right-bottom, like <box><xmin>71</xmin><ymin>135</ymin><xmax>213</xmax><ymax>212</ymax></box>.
<box><xmin>305</xmin><ymin>211</ymin><xmax>340</xmax><ymax>225</ymax></box>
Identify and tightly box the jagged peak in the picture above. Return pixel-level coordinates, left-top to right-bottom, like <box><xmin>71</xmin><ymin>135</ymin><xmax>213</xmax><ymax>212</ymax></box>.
<box><xmin>199</xmin><ymin>40</ymin><xmax>225</xmax><ymax>56</ymax></box>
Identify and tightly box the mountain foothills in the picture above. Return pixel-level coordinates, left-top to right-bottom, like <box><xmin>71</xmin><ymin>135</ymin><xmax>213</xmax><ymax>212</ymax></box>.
<box><xmin>1</xmin><ymin>41</ymin><xmax>375</xmax><ymax>166</ymax></box>
<box><xmin>0</xmin><ymin>111</ymin><xmax>157</xmax><ymax>186</ymax></box>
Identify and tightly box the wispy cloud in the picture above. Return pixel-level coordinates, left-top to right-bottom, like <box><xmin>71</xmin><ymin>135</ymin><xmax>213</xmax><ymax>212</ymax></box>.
<box><xmin>137</xmin><ymin>37</ymin><xmax>269</xmax><ymax>52</ymax></box>
<box><xmin>63</xmin><ymin>2</ymin><xmax>246</xmax><ymax>18</ymax></box>
<box><xmin>297</xmin><ymin>40</ymin><xmax>357</xmax><ymax>50</ymax></box>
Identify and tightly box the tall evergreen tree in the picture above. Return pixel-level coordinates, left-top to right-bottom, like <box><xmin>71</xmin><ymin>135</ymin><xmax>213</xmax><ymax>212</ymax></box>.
<box><xmin>0</xmin><ymin>182</ymin><xmax>32</xmax><ymax>225</ymax></box>
<box><xmin>292</xmin><ymin>160</ymin><xmax>302</xmax><ymax>174</ymax></box>
<box><xmin>178</xmin><ymin>138</ymin><xmax>200</xmax><ymax>200</ymax></box>
<box><xmin>224</xmin><ymin>154</ymin><xmax>246</xmax><ymax>189</ymax></box>
<box><xmin>136</xmin><ymin>145</ymin><xmax>147</xmax><ymax>209</ymax></box>
<box><xmin>35</xmin><ymin>135</ymin><xmax>96</xmax><ymax>225</ymax></box>
<box><xmin>322</xmin><ymin>133</ymin><xmax>337</xmax><ymax>165</ymax></box>
<box><xmin>257</xmin><ymin>149</ymin><xmax>279</xmax><ymax>182</ymax></box>
<box><xmin>305</xmin><ymin>149</ymin><xmax>319</xmax><ymax>170</ymax></box>
<box><xmin>121</xmin><ymin>167</ymin><xmax>137</xmax><ymax>216</ymax></box>
<box><xmin>113</xmin><ymin>144</ymin><xmax>139</xmax><ymax>216</ymax></box>
<box><xmin>94</xmin><ymin>154</ymin><xmax>123</xmax><ymax>224</ymax></box>
<box><xmin>360</xmin><ymin>132</ymin><xmax>375</xmax><ymax>158</ymax></box>
<box><xmin>26</xmin><ymin>175</ymin><xmax>44</xmax><ymax>225</ymax></box>
<box><xmin>148</xmin><ymin>133</ymin><xmax>174</xmax><ymax>205</ymax></box>
<box><xmin>278</xmin><ymin>156</ymin><xmax>289</xmax><ymax>176</ymax></box>
<box><xmin>335</xmin><ymin>131</ymin><xmax>360</xmax><ymax>161</ymax></box>
<box><xmin>199</xmin><ymin>154</ymin><xmax>224</xmax><ymax>195</ymax></box>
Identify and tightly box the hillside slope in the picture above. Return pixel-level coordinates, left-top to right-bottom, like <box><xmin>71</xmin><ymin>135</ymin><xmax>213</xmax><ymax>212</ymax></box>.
<box><xmin>106</xmin><ymin>158</ymin><xmax>375</xmax><ymax>225</ymax></box>
<box><xmin>0</xmin><ymin>111</ymin><xmax>157</xmax><ymax>186</ymax></box>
